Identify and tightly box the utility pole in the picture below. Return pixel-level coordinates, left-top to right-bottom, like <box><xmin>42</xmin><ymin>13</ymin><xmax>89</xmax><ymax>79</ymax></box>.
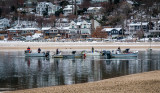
<box><xmin>141</xmin><ymin>4</ymin><xmax>146</xmax><ymax>42</ymax></box>
<box><xmin>74</xmin><ymin>0</ymin><xmax>77</xmax><ymax>17</ymax></box>
<box><xmin>72</xmin><ymin>0</ymin><xmax>74</xmax><ymax>15</ymax></box>
<box><xmin>140</xmin><ymin>5</ymin><xmax>145</xmax><ymax>42</ymax></box>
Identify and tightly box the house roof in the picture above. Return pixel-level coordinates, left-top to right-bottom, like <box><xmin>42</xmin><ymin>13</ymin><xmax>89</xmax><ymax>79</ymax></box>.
<box><xmin>8</xmin><ymin>27</ymin><xmax>39</xmax><ymax>31</ymax></box>
<box><xmin>129</xmin><ymin>22</ymin><xmax>148</xmax><ymax>26</ymax></box>
<box><xmin>102</xmin><ymin>28</ymin><xmax>122</xmax><ymax>32</ymax></box>
<box><xmin>127</xmin><ymin>0</ymin><xmax>134</xmax><ymax>5</ymax></box>
<box><xmin>41</xmin><ymin>27</ymin><xmax>52</xmax><ymax>30</ymax></box>
<box><xmin>87</xmin><ymin>7</ymin><xmax>101</xmax><ymax>10</ymax></box>
<box><xmin>57</xmin><ymin>27</ymin><xmax>70</xmax><ymax>30</ymax></box>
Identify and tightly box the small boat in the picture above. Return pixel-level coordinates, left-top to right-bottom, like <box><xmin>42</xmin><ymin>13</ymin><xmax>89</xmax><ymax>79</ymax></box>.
<box><xmin>25</xmin><ymin>51</ymin><xmax>50</xmax><ymax>57</ymax></box>
<box><xmin>81</xmin><ymin>51</ymin><xmax>101</xmax><ymax>56</ymax></box>
<box><xmin>52</xmin><ymin>51</ymin><xmax>84</xmax><ymax>59</ymax></box>
<box><xmin>111</xmin><ymin>52</ymin><xmax>138</xmax><ymax>58</ymax></box>
<box><xmin>102</xmin><ymin>49</ymin><xmax>138</xmax><ymax>59</ymax></box>
<box><xmin>85</xmin><ymin>52</ymin><xmax>101</xmax><ymax>56</ymax></box>
<box><xmin>53</xmin><ymin>54</ymin><xmax>83</xmax><ymax>58</ymax></box>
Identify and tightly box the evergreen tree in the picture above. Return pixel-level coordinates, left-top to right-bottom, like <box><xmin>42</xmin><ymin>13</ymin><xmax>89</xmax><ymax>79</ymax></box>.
<box><xmin>114</xmin><ymin>0</ymin><xmax>120</xmax><ymax>4</ymax></box>
<box><xmin>0</xmin><ymin>8</ymin><xmax>2</xmax><ymax>17</ymax></box>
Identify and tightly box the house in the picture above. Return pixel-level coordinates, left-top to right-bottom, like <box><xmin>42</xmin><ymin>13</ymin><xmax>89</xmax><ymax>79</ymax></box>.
<box><xmin>7</xmin><ymin>27</ymin><xmax>39</xmax><ymax>40</ymax></box>
<box><xmin>86</xmin><ymin>7</ymin><xmax>102</xmax><ymax>14</ymax></box>
<box><xmin>69</xmin><ymin>20</ymin><xmax>91</xmax><ymax>38</ymax></box>
<box><xmin>85</xmin><ymin>7</ymin><xmax>103</xmax><ymax>20</ymax></box>
<box><xmin>68</xmin><ymin>0</ymin><xmax>83</xmax><ymax>5</ymax></box>
<box><xmin>102</xmin><ymin>28</ymin><xmax>124</xmax><ymax>38</ymax></box>
<box><xmin>43</xmin><ymin>26</ymin><xmax>70</xmax><ymax>39</ymax></box>
<box><xmin>36</xmin><ymin>2</ymin><xmax>60</xmax><ymax>16</ymax></box>
<box><xmin>69</xmin><ymin>20</ymin><xmax>100</xmax><ymax>38</ymax></box>
<box><xmin>17</xmin><ymin>7</ymin><xmax>35</xmax><ymax>14</ymax></box>
<box><xmin>42</xmin><ymin>27</ymin><xmax>57</xmax><ymax>39</ymax></box>
<box><xmin>149</xmin><ymin>21</ymin><xmax>160</xmax><ymax>37</ymax></box>
<box><xmin>24</xmin><ymin>0</ymin><xmax>37</xmax><ymax>7</ymax></box>
<box><xmin>128</xmin><ymin>22</ymin><xmax>149</xmax><ymax>36</ymax></box>
<box><xmin>55</xmin><ymin>18</ymin><xmax>70</xmax><ymax>27</ymax></box>
<box><xmin>7</xmin><ymin>20</ymin><xmax>39</xmax><ymax>40</ymax></box>
<box><xmin>57</xmin><ymin>27</ymin><xmax>70</xmax><ymax>39</ymax></box>
<box><xmin>63</xmin><ymin>5</ymin><xmax>78</xmax><ymax>16</ymax></box>
<box><xmin>0</xmin><ymin>18</ymin><xmax>10</xmax><ymax>31</ymax></box>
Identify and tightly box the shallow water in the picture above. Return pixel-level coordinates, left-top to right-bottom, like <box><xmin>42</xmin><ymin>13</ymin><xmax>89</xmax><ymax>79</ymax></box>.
<box><xmin>0</xmin><ymin>51</ymin><xmax>159</xmax><ymax>91</ymax></box>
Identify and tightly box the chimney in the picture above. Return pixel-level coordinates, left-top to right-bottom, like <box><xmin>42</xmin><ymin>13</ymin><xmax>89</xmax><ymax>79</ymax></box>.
<box><xmin>91</xmin><ymin>19</ymin><xmax>95</xmax><ymax>34</ymax></box>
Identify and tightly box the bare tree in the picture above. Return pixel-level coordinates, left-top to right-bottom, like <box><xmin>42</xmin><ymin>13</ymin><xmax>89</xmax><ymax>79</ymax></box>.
<box><xmin>92</xmin><ymin>27</ymin><xmax>108</xmax><ymax>40</ymax></box>
<box><xmin>81</xmin><ymin>0</ymin><xmax>91</xmax><ymax>9</ymax></box>
<box><xmin>136</xmin><ymin>30</ymin><xmax>144</xmax><ymax>39</ymax></box>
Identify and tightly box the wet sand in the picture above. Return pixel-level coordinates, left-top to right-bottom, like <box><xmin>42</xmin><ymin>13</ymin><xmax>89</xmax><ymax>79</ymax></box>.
<box><xmin>5</xmin><ymin>70</ymin><xmax>160</xmax><ymax>93</ymax></box>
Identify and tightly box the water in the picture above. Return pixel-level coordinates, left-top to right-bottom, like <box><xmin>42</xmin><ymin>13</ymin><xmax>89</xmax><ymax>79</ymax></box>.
<box><xmin>0</xmin><ymin>51</ymin><xmax>160</xmax><ymax>91</ymax></box>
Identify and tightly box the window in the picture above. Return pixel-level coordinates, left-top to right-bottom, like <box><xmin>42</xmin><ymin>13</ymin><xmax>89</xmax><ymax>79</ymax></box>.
<box><xmin>84</xmin><ymin>24</ymin><xmax>86</xmax><ymax>28</ymax></box>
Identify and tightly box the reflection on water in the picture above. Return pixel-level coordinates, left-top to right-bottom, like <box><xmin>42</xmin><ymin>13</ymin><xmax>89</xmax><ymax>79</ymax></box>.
<box><xmin>0</xmin><ymin>51</ymin><xmax>160</xmax><ymax>90</ymax></box>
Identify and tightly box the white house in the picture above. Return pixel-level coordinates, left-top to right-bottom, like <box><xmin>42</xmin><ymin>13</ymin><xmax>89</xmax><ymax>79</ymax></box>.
<box><xmin>55</xmin><ymin>18</ymin><xmax>70</xmax><ymax>27</ymax></box>
<box><xmin>7</xmin><ymin>20</ymin><xmax>39</xmax><ymax>39</ymax></box>
<box><xmin>128</xmin><ymin>22</ymin><xmax>149</xmax><ymax>35</ymax></box>
<box><xmin>87</xmin><ymin>7</ymin><xmax>102</xmax><ymax>14</ymax></box>
<box><xmin>69</xmin><ymin>20</ymin><xmax>100</xmax><ymax>38</ymax></box>
<box><xmin>149</xmin><ymin>21</ymin><xmax>160</xmax><ymax>37</ymax></box>
<box><xmin>68</xmin><ymin>0</ymin><xmax>83</xmax><ymax>5</ymax></box>
<box><xmin>63</xmin><ymin>5</ymin><xmax>79</xmax><ymax>16</ymax></box>
<box><xmin>0</xmin><ymin>18</ymin><xmax>10</xmax><ymax>31</ymax></box>
<box><xmin>36</xmin><ymin>2</ymin><xmax>60</xmax><ymax>16</ymax></box>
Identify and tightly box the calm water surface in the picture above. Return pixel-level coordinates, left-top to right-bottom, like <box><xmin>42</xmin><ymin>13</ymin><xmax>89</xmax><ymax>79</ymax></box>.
<box><xmin>0</xmin><ymin>51</ymin><xmax>160</xmax><ymax>91</ymax></box>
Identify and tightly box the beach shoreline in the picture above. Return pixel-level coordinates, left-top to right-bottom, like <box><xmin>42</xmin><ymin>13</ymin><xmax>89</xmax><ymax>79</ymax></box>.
<box><xmin>0</xmin><ymin>41</ymin><xmax>159</xmax><ymax>51</ymax></box>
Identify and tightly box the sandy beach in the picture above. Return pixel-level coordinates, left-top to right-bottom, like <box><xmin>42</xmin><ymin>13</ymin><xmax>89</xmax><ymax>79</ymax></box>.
<box><xmin>0</xmin><ymin>41</ymin><xmax>160</xmax><ymax>51</ymax></box>
<box><xmin>5</xmin><ymin>70</ymin><xmax>160</xmax><ymax>93</ymax></box>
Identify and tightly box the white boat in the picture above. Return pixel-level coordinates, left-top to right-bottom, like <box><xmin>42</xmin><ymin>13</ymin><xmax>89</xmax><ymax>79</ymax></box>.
<box><xmin>53</xmin><ymin>54</ymin><xmax>83</xmax><ymax>58</ymax></box>
<box><xmin>81</xmin><ymin>51</ymin><xmax>101</xmax><ymax>56</ymax></box>
<box><xmin>52</xmin><ymin>51</ymin><xmax>84</xmax><ymax>59</ymax></box>
<box><xmin>85</xmin><ymin>52</ymin><xmax>101</xmax><ymax>56</ymax></box>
